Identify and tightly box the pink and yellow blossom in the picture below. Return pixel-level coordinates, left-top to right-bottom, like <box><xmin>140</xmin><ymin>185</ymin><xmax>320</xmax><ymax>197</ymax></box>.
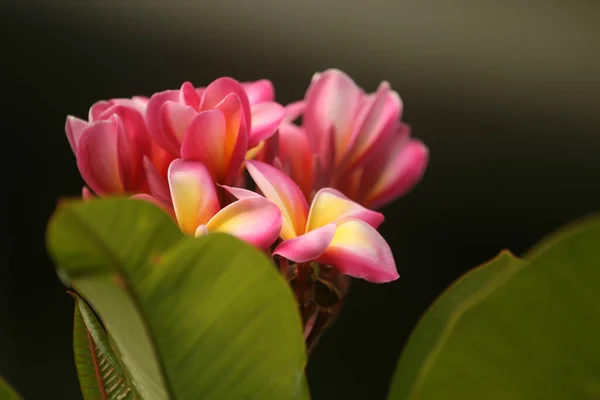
<box><xmin>138</xmin><ymin>159</ymin><xmax>282</xmax><ymax>250</ymax></box>
<box><xmin>146</xmin><ymin>78</ymin><xmax>285</xmax><ymax>185</ymax></box>
<box><xmin>225</xmin><ymin>160</ymin><xmax>398</xmax><ymax>283</ymax></box>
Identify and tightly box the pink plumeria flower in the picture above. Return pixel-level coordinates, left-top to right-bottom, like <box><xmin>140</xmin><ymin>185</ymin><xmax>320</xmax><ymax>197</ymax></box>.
<box><xmin>137</xmin><ymin>159</ymin><xmax>282</xmax><ymax>250</ymax></box>
<box><xmin>65</xmin><ymin>96</ymin><xmax>152</xmax><ymax>196</ymax></box>
<box><xmin>275</xmin><ymin>69</ymin><xmax>429</xmax><ymax>208</ymax></box>
<box><xmin>224</xmin><ymin>160</ymin><xmax>398</xmax><ymax>283</ymax></box>
<box><xmin>304</xmin><ymin>69</ymin><xmax>401</xmax><ymax>175</ymax></box>
<box><xmin>146</xmin><ymin>78</ymin><xmax>285</xmax><ymax>185</ymax></box>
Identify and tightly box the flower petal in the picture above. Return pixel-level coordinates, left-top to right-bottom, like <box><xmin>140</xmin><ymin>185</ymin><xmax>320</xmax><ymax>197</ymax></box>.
<box><xmin>65</xmin><ymin>116</ymin><xmax>88</xmax><ymax>153</ymax></box>
<box><xmin>149</xmin><ymin>142</ymin><xmax>175</xmax><ymax>180</ymax></box>
<box><xmin>180</xmin><ymin>109</ymin><xmax>230</xmax><ymax>183</ymax></box>
<box><xmin>283</xmin><ymin>100</ymin><xmax>305</xmax><ymax>122</ymax></box>
<box><xmin>183</xmin><ymin>93</ymin><xmax>248</xmax><ymax>185</ymax></box>
<box><xmin>334</xmin><ymin>167</ymin><xmax>363</xmax><ymax>201</ymax></box>
<box><xmin>312</xmin><ymin>127</ymin><xmax>336</xmax><ymax>190</ymax></box>
<box><xmin>143</xmin><ymin>156</ymin><xmax>172</xmax><ymax>206</ymax></box>
<box><xmin>243</xmin><ymin>79</ymin><xmax>275</xmax><ymax>104</ymax></box>
<box><xmin>145</xmin><ymin>89</ymin><xmax>180</xmax><ymax>155</ymax></box>
<box><xmin>273</xmin><ymin>224</ymin><xmax>336</xmax><ymax>263</ymax></box>
<box><xmin>318</xmin><ymin>219</ymin><xmax>398</xmax><ymax>283</ymax></box>
<box><xmin>220</xmin><ymin>185</ymin><xmax>263</xmax><ymax>200</ymax></box>
<box><xmin>82</xmin><ymin>186</ymin><xmax>95</xmax><ymax>200</ymax></box>
<box><xmin>168</xmin><ymin>159</ymin><xmax>220</xmax><ymax>235</ymax></box>
<box><xmin>109</xmin><ymin>98</ymin><xmax>148</xmax><ymax>114</ymax></box>
<box><xmin>200</xmin><ymin>77</ymin><xmax>252</xmax><ymax>135</ymax></box>
<box><xmin>307</xmin><ymin>188</ymin><xmax>384</xmax><ymax>231</ymax></box>
<box><xmin>76</xmin><ymin>117</ymin><xmax>124</xmax><ymax>195</ymax></box>
<box><xmin>250</xmin><ymin>131</ymin><xmax>279</xmax><ymax>165</ymax></box>
<box><xmin>278</xmin><ymin>123</ymin><xmax>314</xmax><ymax>200</ymax></box>
<box><xmin>114</xmin><ymin>115</ymin><xmax>134</xmax><ymax>190</ymax></box>
<box><xmin>248</xmin><ymin>102</ymin><xmax>285</xmax><ymax>148</ymax></box>
<box><xmin>98</xmin><ymin>104</ymin><xmax>152</xmax><ymax>191</ymax></box>
<box><xmin>245</xmin><ymin>140</ymin><xmax>265</xmax><ymax>161</ymax></box>
<box><xmin>215</xmin><ymin>93</ymin><xmax>248</xmax><ymax>184</ymax></box>
<box><xmin>160</xmin><ymin>101</ymin><xmax>197</xmax><ymax>153</ymax></box>
<box><xmin>88</xmin><ymin>100</ymin><xmax>111</xmax><ymax>122</ymax></box>
<box><xmin>303</xmin><ymin>69</ymin><xmax>362</xmax><ymax>160</ymax></box>
<box><xmin>194</xmin><ymin>224</ymin><xmax>209</xmax><ymax>237</ymax></box>
<box><xmin>206</xmin><ymin>197</ymin><xmax>282</xmax><ymax>249</ymax></box>
<box><xmin>179</xmin><ymin>81</ymin><xmax>201</xmax><ymax>110</ymax></box>
<box><xmin>245</xmin><ymin>160</ymin><xmax>309</xmax><ymax>240</ymax></box>
<box><xmin>194</xmin><ymin>87</ymin><xmax>205</xmax><ymax>99</ymax></box>
<box><xmin>343</xmin><ymin>83</ymin><xmax>402</xmax><ymax>171</ymax></box>
<box><xmin>131</xmin><ymin>194</ymin><xmax>176</xmax><ymax>218</ymax></box>
<box><xmin>132</xmin><ymin>96</ymin><xmax>150</xmax><ymax>108</ymax></box>
<box><xmin>361</xmin><ymin>134</ymin><xmax>429</xmax><ymax>209</ymax></box>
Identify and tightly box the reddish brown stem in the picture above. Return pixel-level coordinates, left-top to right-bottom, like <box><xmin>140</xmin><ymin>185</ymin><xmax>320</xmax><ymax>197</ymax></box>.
<box><xmin>279</xmin><ymin>256</ymin><xmax>288</xmax><ymax>277</ymax></box>
<box><xmin>296</xmin><ymin>263</ymin><xmax>307</xmax><ymax>308</ymax></box>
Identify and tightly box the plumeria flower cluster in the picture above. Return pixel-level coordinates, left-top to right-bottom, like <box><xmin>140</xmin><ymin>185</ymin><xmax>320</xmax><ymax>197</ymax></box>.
<box><xmin>65</xmin><ymin>69</ymin><xmax>429</xmax><ymax>347</ymax></box>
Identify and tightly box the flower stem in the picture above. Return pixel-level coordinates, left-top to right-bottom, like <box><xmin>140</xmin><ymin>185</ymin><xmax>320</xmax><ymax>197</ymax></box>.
<box><xmin>296</xmin><ymin>263</ymin><xmax>308</xmax><ymax>321</ymax></box>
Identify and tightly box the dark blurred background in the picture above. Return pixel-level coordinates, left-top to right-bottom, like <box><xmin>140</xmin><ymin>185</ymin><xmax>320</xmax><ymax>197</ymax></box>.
<box><xmin>2</xmin><ymin>1</ymin><xmax>600</xmax><ymax>399</ymax></box>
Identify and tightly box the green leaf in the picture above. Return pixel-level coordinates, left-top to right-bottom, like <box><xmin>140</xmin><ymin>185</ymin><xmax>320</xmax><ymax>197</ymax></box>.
<box><xmin>47</xmin><ymin>197</ymin><xmax>308</xmax><ymax>400</ymax></box>
<box><xmin>388</xmin><ymin>250</ymin><xmax>523</xmax><ymax>400</ymax></box>
<box><xmin>389</xmin><ymin>215</ymin><xmax>600</xmax><ymax>399</ymax></box>
<box><xmin>72</xmin><ymin>292</ymin><xmax>137</xmax><ymax>400</ymax></box>
<box><xmin>51</xmin><ymin>198</ymin><xmax>178</xmax><ymax>400</ymax></box>
<box><xmin>0</xmin><ymin>377</ymin><xmax>23</xmax><ymax>400</ymax></box>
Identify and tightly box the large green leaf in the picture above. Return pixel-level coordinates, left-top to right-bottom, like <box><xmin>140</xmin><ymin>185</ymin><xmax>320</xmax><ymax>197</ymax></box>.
<box><xmin>72</xmin><ymin>292</ymin><xmax>137</xmax><ymax>400</ymax></box>
<box><xmin>389</xmin><ymin>215</ymin><xmax>600</xmax><ymax>399</ymax></box>
<box><xmin>47</xmin><ymin>197</ymin><xmax>308</xmax><ymax>400</ymax></box>
<box><xmin>52</xmin><ymin>198</ymin><xmax>179</xmax><ymax>400</ymax></box>
<box><xmin>388</xmin><ymin>251</ymin><xmax>523</xmax><ymax>399</ymax></box>
<box><xmin>0</xmin><ymin>377</ymin><xmax>22</xmax><ymax>400</ymax></box>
